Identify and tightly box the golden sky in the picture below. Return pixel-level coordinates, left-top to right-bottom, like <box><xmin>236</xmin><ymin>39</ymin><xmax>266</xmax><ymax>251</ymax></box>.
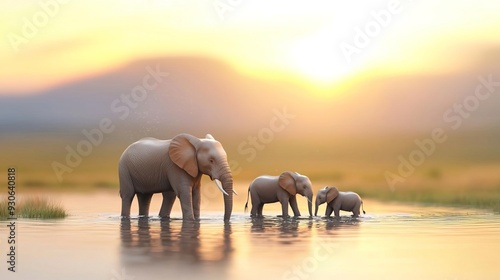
<box><xmin>1</xmin><ymin>0</ymin><xmax>499</xmax><ymax>94</ymax></box>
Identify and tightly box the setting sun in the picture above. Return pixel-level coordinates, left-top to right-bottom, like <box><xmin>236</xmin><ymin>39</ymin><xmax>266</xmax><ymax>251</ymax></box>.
<box><xmin>1</xmin><ymin>1</ymin><xmax>500</xmax><ymax>94</ymax></box>
<box><xmin>287</xmin><ymin>34</ymin><xmax>359</xmax><ymax>86</ymax></box>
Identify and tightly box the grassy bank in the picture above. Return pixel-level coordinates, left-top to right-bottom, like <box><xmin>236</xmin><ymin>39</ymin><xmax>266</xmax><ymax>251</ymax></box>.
<box><xmin>0</xmin><ymin>197</ymin><xmax>67</xmax><ymax>219</ymax></box>
<box><xmin>2</xmin><ymin>132</ymin><xmax>500</xmax><ymax>213</ymax></box>
<box><xmin>359</xmin><ymin>187</ymin><xmax>500</xmax><ymax>213</ymax></box>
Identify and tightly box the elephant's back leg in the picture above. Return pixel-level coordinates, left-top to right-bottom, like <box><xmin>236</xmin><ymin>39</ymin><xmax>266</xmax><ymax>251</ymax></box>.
<box><xmin>121</xmin><ymin>195</ymin><xmax>135</xmax><ymax>217</ymax></box>
<box><xmin>352</xmin><ymin>201</ymin><xmax>361</xmax><ymax>217</ymax></box>
<box><xmin>257</xmin><ymin>203</ymin><xmax>264</xmax><ymax>217</ymax></box>
<box><xmin>119</xmin><ymin>164</ymin><xmax>135</xmax><ymax>217</ymax></box>
<box><xmin>249</xmin><ymin>189</ymin><xmax>260</xmax><ymax>217</ymax></box>
<box><xmin>137</xmin><ymin>193</ymin><xmax>153</xmax><ymax>216</ymax></box>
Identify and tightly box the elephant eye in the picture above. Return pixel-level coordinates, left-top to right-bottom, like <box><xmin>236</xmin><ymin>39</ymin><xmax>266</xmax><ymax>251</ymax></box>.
<box><xmin>210</xmin><ymin>158</ymin><xmax>215</xmax><ymax>164</ymax></box>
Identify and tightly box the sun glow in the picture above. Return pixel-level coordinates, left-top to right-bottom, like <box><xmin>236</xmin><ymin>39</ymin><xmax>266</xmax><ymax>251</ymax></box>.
<box><xmin>286</xmin><ymin>32</ymin><xmax>361</xmax><ymax>90</ymax></box>
<box><xmin>288</xmin><ymin>48</ymin><xmax>352</xmax><ymax>86</ymax></box>
<box><xmin>1</xmin><ymin>1</ymin><xmax>500</xmax><ymax>94</ymax></box>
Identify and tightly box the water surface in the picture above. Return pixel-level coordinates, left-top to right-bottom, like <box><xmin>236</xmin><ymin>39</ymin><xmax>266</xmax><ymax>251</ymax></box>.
<box><xmin>1</xmin><ymin>191</ymin><xmax>499</xmax><ymax>279</ymax></box>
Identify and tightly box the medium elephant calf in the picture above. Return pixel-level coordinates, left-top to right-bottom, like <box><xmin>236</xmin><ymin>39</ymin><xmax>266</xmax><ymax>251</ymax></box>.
<box><xmin>315</xmin><ymin>186</ymin><xmax>366</xmax><ymax>218</ymax></box>
<box><xmin>244</xmin><ymin>171</ymin><xmax>313</xmax><ymax>218</ymax></box>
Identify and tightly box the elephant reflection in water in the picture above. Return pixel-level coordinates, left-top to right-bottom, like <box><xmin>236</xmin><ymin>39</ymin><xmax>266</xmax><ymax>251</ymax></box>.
<box><xmin>250</xmin><ymin>218</ymin><xmax>313</xmax><ymax>240</ymax></box>
<box><xmin>120</xmin><ymin>218</ymin><xmax>232</xmax><ymax>264</ymax></box>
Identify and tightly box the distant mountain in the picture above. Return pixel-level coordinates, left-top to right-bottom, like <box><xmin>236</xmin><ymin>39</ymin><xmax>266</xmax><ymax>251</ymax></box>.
<box><xmin>0</xmin><ymin>57</ymin><xmax>308</xmax><ymax>135</ymax></box>
<box><xmin>1</xmin><ymin>55</ymin><xmax>499</xmax><ymax>137</ymax></box>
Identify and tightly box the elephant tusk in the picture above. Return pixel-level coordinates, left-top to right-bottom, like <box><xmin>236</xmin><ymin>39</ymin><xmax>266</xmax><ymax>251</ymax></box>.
<box><xmin>232</xmin><ymin>189</ymin><xmax>238</xmax><ymax>196</ymax></box>
<box><xmin>306</xmin><ymin>197</ymin><xmax>312</xmax><ymax>203</ymax></box>
<box><xmin>214</xmin><ymin>179</ymin><xmax>229</xmax><ymax>196</ymax></box>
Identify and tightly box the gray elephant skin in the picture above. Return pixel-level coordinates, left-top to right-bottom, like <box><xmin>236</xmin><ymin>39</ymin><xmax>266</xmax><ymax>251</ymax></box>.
<box><xmin>244</xmin><ymin>171</ymin><xmax>313</xmax><ymax>218</ymax></box>
<box><xmin>315</xmin><ymin>186</ymin><xmax>365</xmax><ymax>218</ymax></box>
<box><xmin>119</xmin><ymin>133</ymin><xmax>233</xmax><ymax>220</ymax></box>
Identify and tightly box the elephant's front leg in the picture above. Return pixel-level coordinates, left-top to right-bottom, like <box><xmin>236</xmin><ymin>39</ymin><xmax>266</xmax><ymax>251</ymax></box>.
<box><xmin>159</xmin><ymin>191</ymin><xmax>176</xmax><ymax>218</ymax></box>
<box><xmin>325</xmin><ymin>204</ymin><xmax>333</xmax><ymax>217</ymax></box>
<box><xmin>333</xmin><ymin>205</ymin><xmax>341</xmax><ymax>218</ymax></box>
<box><xmin>192</xmin><ymin>184</ymin><xmax>201</xmax><ymax>220</ymax></box>
<box><xmin>289</xmin><ymin>196</ymin><xmax>301</xmax><ymax>217</ymax></box>
<box><xmin>279</xmin><ymin>198</ymin><xmax>289</xmax><ymax>218</ymax></box>
<box><xmin>177</xmin><ymin>184</ymin><xmax>195</xmax><ymax>221</ymax></box>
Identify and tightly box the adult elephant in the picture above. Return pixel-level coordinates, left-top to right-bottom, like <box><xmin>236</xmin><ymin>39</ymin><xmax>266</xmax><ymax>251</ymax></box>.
<box><xmin>119</xmin><ymin>133</ymin><xmax>234</xmax><ymax>220</ymax></box>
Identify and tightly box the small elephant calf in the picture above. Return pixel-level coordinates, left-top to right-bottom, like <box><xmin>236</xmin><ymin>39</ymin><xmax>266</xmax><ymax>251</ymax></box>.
<box><xmin>315</xmin><ymin>186</ymin><xmax>366</xmax><ymax>218</ymax></box>
<box><xmin>244</xmin><ymin>171</ymin><xmax>313</xmax><ymax>218</ymax></box>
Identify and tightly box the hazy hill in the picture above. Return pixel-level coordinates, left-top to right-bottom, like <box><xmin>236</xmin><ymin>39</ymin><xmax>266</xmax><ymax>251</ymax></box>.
<box><xmin>1</xmin><ymin>55</ymin><xmax>499</xmax><ymax>138</ymax></box>
<box><xmin>0</xmin><ymin>57</ymin><xmax>306</xmax><ymax>136</ymax></box>
<box><xmin>1</xmin><ymin>55</ymin><xmax>499</xmax><ymax>187</ymax></box>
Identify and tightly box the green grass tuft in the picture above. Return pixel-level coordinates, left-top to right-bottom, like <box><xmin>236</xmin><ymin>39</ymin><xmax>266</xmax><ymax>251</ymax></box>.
<box><xmin>0</xmin><ymin>197</ymin><xmax>67</xmax><ymax>220</ymax></box>
<box><xmin>0</xmin><ymin>200</ymin><xmax>8</xmax><ymax>219</ymax></box>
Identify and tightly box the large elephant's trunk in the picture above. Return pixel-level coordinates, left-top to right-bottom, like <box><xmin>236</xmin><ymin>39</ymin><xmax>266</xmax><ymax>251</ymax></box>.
<box><xmin>220</xmin><ymin>171</ymin><xmax>233</xmax><ymax>221</ymax></box>
<box><xmin>314</xmin><ymin>196</ymin><xmax>320</xmax><ymax>216</ymax></box>
<box><xmin>306</xmin><ymin>190</ymin><xmax>313</xmax><ymax>217</ymax></box>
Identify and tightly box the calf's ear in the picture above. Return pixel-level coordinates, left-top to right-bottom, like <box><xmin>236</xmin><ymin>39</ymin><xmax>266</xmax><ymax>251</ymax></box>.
<box><xmin>279</xmin><ymin>171</ymin><xmax>296</xmax><ymax>196</ymax></box>
<box><xmin>326</xmin><ymin>187</ymin><xmax>339</xmax><ymax>204</ymax></box>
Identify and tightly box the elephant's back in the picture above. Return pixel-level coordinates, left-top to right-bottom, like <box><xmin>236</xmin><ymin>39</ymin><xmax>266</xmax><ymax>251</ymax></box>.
<box><xmin>249</xmin><ymin>176</ymin><xmax>280</xmax><ymax>202</ymax></box>
<box><xmin>250</xmin><ymin>175</ymin><xmax>279</xmax><ymax>189</ymax></box>
<box><xmin>343</xmin><ymin>191</ymin><xmax>361</xmax><ymax>199</ymax></box>
<box><xmin>120</xmin><ymin>138</ymin><xmax>171</xmax><ymax>166</ymax></box>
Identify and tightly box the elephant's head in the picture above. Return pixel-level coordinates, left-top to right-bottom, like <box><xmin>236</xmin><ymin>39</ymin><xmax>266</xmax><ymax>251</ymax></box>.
<box><xmin>169</xmin><ymin>133</ymin><xmax>233</xmax><ymax>220</ymax></box>
<box><xmin>314</xmin><ymin>186</ymin><xmax>339</xmax><ymax>216</ymax></box>
<box><xmin>279</xmin><ymin>171</ymin><xmax>313</xmax><ymax>217</ymax></box>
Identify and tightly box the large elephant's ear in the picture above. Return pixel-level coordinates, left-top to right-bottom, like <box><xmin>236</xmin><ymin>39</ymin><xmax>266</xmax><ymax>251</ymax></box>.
<box><xmin>279</xmin><ymin>171</ymin><xmax>296</xmax><ymax>196</ymax></box>
<box><xmin>169</xmin><ymin>134</ymin><xmax>199</xmax><ymax>178</ymax></box>
<box><xmin>326</xmin><ymin>187</ymin><xmax>339</xmax><ymax>203</ymax></box>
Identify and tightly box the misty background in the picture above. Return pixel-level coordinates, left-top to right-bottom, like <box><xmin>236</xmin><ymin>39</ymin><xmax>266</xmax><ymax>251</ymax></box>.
<box><xmin>1</xmin><ymin>2</ymin><xmax>499</xmax><ymax>208</ymax></box>
<box><xmin>2</xmin><ymin>53</ymin><xmax>500</xmax><ymax>190</ymax></box>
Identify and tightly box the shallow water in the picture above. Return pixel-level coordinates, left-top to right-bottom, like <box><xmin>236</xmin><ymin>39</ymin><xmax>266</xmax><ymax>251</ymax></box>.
<box><xmin>1</xmin><ymin>191</ymin><xmax>499</xmax><ymax>280</ymax></box>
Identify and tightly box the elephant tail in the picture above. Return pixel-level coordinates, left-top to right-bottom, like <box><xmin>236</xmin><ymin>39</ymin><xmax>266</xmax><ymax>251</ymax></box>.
<box><xmin>361</xmin><ymin>201</ymin><xmax>366</xmax><ymax>214</ymax></box>
<box><xmin>244</xmin><ymin>188</ymin><xmax>250</xmax><ymax>213</ymax></box>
